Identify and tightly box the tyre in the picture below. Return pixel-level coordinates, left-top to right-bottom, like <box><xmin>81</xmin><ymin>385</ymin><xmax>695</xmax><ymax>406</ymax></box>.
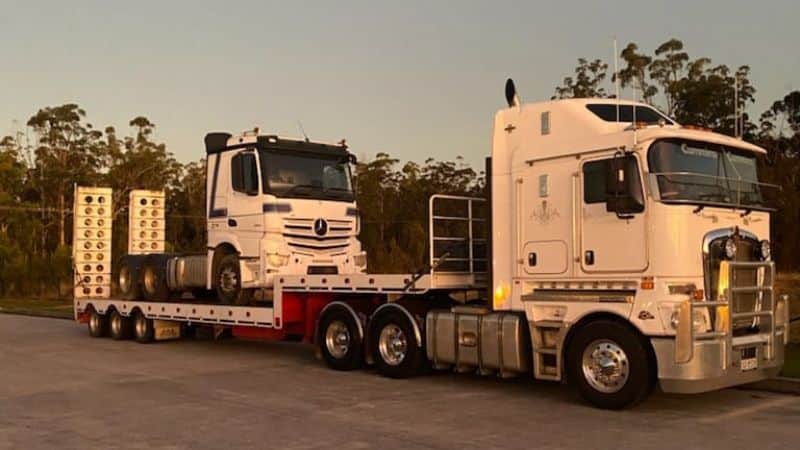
<box><xmin>318</xmin><ymin>306</ymin><xmax>364</xmax><ymax>371</ymax></box>
<box><xmin>369</xmin><ymin>308</ymin><xmax>425</xmax><ymax>378</ymax></box>
<box><xmin>141</xmin><ymin>258</ymin><xmax>171</xmax><ymax>301</ymax></box>
<box><xmin>109</xmin><ymin>309</ymin><xmax>132</xmax><ymax>340</ymax></box>
<box><xmin>87</xmin><ymin>307</ymin><xmax>108</xmax><ymax>338</ymax></box>
<box><xmin>215</xmin><ymin>253</ymin><xmax>253</xmax><ymax>306</ymax></box>
<box><xmin>566</xmin><ymin>320</ymin><xmax>654</xmax><ymax>410</ymax></box>
<box><xmin>133</xmin><ymin>311</ymin><xmax>155</xmax><ymax>343</ymax></box>
<box><xmin>117</xmin><ymin>256</ymin><xmax>142</xmax><ymax>300</ymax></box>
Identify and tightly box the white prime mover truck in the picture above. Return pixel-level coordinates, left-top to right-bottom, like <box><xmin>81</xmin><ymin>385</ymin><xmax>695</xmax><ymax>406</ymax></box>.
<box><xmin>73</xmin><ymin>80</ymin><xmax>789</xmax><ymax>409</ymax></box>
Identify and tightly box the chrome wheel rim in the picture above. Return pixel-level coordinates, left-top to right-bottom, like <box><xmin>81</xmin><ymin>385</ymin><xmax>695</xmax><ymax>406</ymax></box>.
<box><xmin>324</xmin><ymin>320</ymin><xmax>351</xmax><ymax>359</ymax></box>
<box><xmin>378</xmin><ymin>324</ymin><xmax>407</xmax><ymax>366</ymax></box>
<box><xmin>218</xmin><ymin>266</ymin><xmax>238</xmax><ymax>294</ymax></box>
<box><xmin>581</xmin><ymin>339</ymin><xmax>629</xmax><ymax>394</ymax></box>
<box><xmin>119</xmin><ymin>266</ymin><xmax>131</xmax><ymax>294</ymax></box>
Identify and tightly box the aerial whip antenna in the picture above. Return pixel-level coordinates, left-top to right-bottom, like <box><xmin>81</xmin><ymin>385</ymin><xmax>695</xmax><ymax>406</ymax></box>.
<box><xmin>297</xmin><ymin>120</ymin><xmax>310</xmax><ymax>142</ymax></box>
<box><xmin>614</xmin><ymin>37</ymin><xmax>621</xmax><ymax>131</ymax></box>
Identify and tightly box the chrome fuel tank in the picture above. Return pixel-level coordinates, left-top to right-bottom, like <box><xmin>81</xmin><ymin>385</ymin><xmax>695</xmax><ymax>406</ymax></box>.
<box><xmin>426</xmin><ymin>308</ymin><xmax>530</xmax><ymax>376</ymax></box>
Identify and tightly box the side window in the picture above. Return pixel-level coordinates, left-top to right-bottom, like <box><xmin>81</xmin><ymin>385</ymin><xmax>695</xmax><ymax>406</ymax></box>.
<box><xmin>231</xmin><ymin>152</ymin><xmax>259</xmax><ymax>195</ymax></box>
<box><xmin>583</xmin><ymin>159</ymin><xmax>609</xmax><ymax>204</ymax></box>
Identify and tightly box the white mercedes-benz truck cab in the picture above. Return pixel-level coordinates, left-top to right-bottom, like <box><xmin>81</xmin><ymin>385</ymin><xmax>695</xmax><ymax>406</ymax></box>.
<box><xmin>204</xmin><ymin>131</ymin><xmax>366</xmax><ymax>302</ymax></box>
<box><xmin>119</xmin><ymin>130</ymin><xmax>366</xmax><ymax>305</ymax></box>
<box><xmin>489</xmin><ymin>87</ymin><xmax>786</xmax><ymax>405</ymax></box>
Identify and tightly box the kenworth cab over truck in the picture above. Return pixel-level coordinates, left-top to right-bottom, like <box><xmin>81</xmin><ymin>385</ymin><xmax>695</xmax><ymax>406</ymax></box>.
<box><xmin>74</xmin><ymin>80</ymin><xmax>789</xmax><ymax>409</ymax></box>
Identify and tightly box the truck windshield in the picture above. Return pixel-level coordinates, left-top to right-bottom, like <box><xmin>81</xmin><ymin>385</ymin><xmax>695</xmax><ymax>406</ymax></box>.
<box><xmin>259</xmin><ymin>150</ymin><xmax>354</xmax><ymax>202</ymax></box>
<box><xmin>647</xmin><ymin>139</ymin><xmax>773</xmax><ymax>210</ymax></box>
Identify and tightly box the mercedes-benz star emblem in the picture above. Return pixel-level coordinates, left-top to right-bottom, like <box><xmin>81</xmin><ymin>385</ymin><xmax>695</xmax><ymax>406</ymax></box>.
<box><xmin>314</xmin><ymin>218</ymin><xmax>328</xmax><ymax>236</ymax></box>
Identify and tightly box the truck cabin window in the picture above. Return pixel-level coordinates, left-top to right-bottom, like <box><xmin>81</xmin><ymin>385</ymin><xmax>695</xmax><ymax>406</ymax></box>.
<box><xmin>648</xmin><ymin>139</ymin><xmax>767</xmax><ymax>210</ymax></box>
<box><xmin>586</xmin><ymin>104</ymin><xmax>674</xmax><ymax>125</ymax></box>
<box><xmin>231</xmin><ymin>152</ymin><xmax>259</xmax><ymax>195</ymax></box>
<box><xmin>259</xmin><ymin>149</ymin><xmax>354</xmax><ymax>202</ymax></box>
<box><xmin>583</xmin><ymin>157</ymin><xmax>645</xmax><ymax>214</ymax></box>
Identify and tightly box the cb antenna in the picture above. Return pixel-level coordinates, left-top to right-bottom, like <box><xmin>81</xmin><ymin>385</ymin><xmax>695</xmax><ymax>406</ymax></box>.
<box><xmin>297</xmin><ymin>120</ymin><xmax>310</xmax><ymax>142</ymax></box>
<box><xmin>613</xmin><ymin>37</ymin><xmax>621</xmax><ymax>132</ymax></box>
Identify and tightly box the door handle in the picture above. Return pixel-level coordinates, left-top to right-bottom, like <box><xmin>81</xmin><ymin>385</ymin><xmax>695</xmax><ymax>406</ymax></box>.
<box><xmin>584</xmin><ymin>250</ymin><xmax>595</xmax><ymax>266</ymax></box>
<box><xmin>228</xmin><ymin>218</ymin><xmax>238</xmax><ymax>227</ymax></box>
<box><xmin>528</xmin><ymin>252</ymin><xmax>537</xmax><ymax>266</ymax></box>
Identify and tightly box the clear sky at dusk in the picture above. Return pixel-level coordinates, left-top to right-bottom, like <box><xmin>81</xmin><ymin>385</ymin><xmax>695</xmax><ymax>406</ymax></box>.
<box><xmin>2</xmin><ymin>0</ymin><xmax>798</xmax><ymax>168</ymax></box>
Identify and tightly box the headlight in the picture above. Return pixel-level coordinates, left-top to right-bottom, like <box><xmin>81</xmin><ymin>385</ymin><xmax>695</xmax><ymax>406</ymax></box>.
<box><xmin>669</xmin><ymin>307</ymin><xmax>710</xmax><ymax>334</ymax></box>
<box><xmin>760</xmin><ymin>240</ymin><xmax>771</xmax><ymax>261</ymax></box>
<box><xmin>267</xmin><ymin>253</ymin><xmax>289</xmax><ymax>267</ymax></box>
<box><xmin>724</xmin><ymin>238</ymin><xmax>737</xmax><ymax>259</ymax></box>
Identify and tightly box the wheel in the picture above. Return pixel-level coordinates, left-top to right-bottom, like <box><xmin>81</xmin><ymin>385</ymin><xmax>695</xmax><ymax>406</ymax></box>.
<box><xmin>133</xmin><ymin>311</ymin><xmax>155</xmax><ymax>343</ymax></box>
<box><xmin>109</xmin><ymin>309</ymin><xmax>132</xmax><ymax>340</ymax></box>
<box><xmin>118</xmin><ymin>257</ymin><xmax>142</xmax><ymax>299</ymax></box>
<box><xmin>369</xmin><ymin>308</ymin><xmax>425</xmax><ymax>378</ymax></box>
<box><xmin>566</xmin><ymin>320</ymin><xmax>654</xmax><ymax>409</ymax></box>
<box><xmin>318</xmin><ymin>307</ymin><xmax>363</xmax><ymax>371</ymax></box>
<box><xmin>141</xmin><ymin>259</ymin><xmax>170</xmax><ymax>301</ymax></box>
<box><xmin>87</xmin><ymin>307</ymin><xmax>108</xmax><ymax>338</ymax></box>
<box><xmin>215</xmin><ymin>253</ymin><xmax>253</xmax><ymax>305</ymax></box>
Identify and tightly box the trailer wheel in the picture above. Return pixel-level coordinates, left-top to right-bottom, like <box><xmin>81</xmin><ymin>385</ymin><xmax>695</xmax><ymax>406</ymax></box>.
<box><xmin>369</xmin><ymin>308</ymin><xmax>425</xmax><ymax>379</ymax></box>
<box><xmin>133</xmin><ymin>311</ymin><xmax>155</xmax><ymax>343</ymax></box>
<box><xmin>215</xmin><ymin>254</ymin><xmax>253</xmax><ymax>306</ymax></box>
<box><xmin>318</xmin><ymin>307</ymin><xmax>363</xmax><ymax>371</ymax></box>
<box><xmin>109</xmin><ymin>309</ymin><xmax>132</xmax><ymax>340</ymax></box>
<box><xmin>87</xmin><ymin>307</ymin><xmax>108</xmax><ymax>338</ymax></box>
<box><xmin>566</xmin><ymin>320</ymin><xmax>653</xmax><ymax>409</ymax></box>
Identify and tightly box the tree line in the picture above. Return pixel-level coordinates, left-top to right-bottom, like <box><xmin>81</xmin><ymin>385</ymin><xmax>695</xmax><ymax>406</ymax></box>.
<box><xmin>1</xmin><ymin>37</ymin><xmax>798</xmax><ymax>298</ymax></box>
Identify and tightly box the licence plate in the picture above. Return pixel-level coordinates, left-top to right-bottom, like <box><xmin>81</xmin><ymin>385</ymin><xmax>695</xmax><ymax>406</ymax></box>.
<box><xmin>741</xmin><ymin>347</ymin><xmax>758</xmax><ymax>372</ymax></box>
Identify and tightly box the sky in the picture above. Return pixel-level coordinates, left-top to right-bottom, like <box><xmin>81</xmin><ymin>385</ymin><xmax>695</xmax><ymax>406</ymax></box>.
<box><xmin>1</xmin><ymin>0</ymin><xmax>798</xmax><ymax>169</ymax></box>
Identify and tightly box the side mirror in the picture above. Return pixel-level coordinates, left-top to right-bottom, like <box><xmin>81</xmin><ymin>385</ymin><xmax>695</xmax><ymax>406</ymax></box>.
<box><xmin>605</xmin><ymin>154</ymin><xmax>644</xmax><ymax>217</ymax></box>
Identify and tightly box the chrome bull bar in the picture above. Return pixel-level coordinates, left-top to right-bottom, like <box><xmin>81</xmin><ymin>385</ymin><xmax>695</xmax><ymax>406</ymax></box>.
<box><xmin>675</xmin><ymin>261</ymin><xmax>788</xmax><ymax>367</ymax></box>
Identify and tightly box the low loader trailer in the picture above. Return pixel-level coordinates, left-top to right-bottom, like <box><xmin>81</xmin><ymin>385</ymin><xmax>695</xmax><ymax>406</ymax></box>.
<box><xmin>73</xmin><ymin>80</ymin><xmax>790</xmax><ymax>409</ymax></box>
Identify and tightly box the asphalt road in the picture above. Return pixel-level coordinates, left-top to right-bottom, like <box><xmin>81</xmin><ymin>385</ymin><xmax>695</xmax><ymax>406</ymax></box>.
<box><xmin>1</xmin><ymin>314</ymin><xmax>798</xmax><ymax>450</ymax></box>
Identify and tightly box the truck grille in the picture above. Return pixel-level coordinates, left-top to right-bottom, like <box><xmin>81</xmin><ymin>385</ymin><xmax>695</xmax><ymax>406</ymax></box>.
<box><xmin>283</xmin><ymin>218</ymin><xmax>355</xmax><ymax>254</ymax></box>
<box><xmin>703</xmin><ymin>233</ymin><xmax>771</xmax><ymax>336</ymax></box>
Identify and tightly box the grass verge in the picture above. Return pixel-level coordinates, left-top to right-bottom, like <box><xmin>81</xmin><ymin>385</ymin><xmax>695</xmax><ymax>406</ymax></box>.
<box><xmin>0</xmin><ymin>298</ymin><xmax>73</xmax><ymax>319</ymax></box>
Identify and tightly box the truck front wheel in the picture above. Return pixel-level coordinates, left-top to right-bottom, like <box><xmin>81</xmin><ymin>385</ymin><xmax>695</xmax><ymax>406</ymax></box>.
<box><xmin>215</xmin><ymin>254</ymin><xmax>253</xmax><ymax>306</ymax></box>
<box><xmin>566</xmin><ymin>320</ymin><xmax>654</xmax><ymax>409</ymax></box>
<box><xmin>318</xmin><ymin>307</ymin><xmax>363</xmax><ymax>371</ymax></box>
<box><xmin>369</xmin><ymin>309</ymin><xmax>425</xmax><ymax>379</ymax></box>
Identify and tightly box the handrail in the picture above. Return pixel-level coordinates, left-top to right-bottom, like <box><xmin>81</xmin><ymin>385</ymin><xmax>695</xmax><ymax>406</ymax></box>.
<box><xmin>428</xmin><ymin>194</ymin><xmax>487</xmax><ymax>275</ymax></box>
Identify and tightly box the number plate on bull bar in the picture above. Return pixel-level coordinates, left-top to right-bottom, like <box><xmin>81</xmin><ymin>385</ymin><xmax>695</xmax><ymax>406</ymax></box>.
<box><xmin>740</xmin><ymin>347</ymin><xmax>758</xmax><ymax>372</ymax></box>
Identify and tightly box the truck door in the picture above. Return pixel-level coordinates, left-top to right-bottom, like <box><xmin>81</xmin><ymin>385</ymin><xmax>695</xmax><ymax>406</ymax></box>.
<box><xmin>580</xmin><ymin>155</ymin><xmax>648</xmax><ymax>273</ymax></box>
<box><xmin>226</xmin><ymin>149</ymin><xmax>264</xmax><ymax>258</ymax></box>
